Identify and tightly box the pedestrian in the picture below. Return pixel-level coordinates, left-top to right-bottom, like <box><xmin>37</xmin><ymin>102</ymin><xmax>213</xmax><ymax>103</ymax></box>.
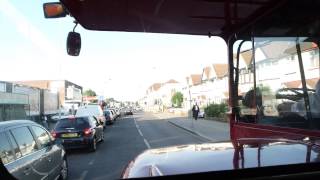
<box><xmin>192</xmin><ymin>103</ymin><xmax>200</xmax><ymax>120</ymax></box>
<box><xmin>41</xmin><ymin>112</ymin><xmax>49</xmax><ymax>130</ymax></box>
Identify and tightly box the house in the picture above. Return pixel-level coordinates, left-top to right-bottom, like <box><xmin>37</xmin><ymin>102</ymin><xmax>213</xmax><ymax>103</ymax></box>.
<box><xmin>199</xmin><ymin>64</ymin><xmax>229</xmax><ymax>106</ymax></box>
<box><xmin>237</xmin><ymin>41</ymin><xmax>319</xmax><ymax>98</ymax></box>
<box><xmin>182</xmin><ymin>74</ymin><xmax>202</xmax><ymax>109</ymax></box>
<box><xmin>145</xmin><ymin>80</ymin><xmax>183</xmax><ymax>112</ymax></box>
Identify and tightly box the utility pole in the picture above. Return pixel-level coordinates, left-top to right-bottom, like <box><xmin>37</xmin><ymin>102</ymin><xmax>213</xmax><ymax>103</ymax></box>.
<box><xmin>188</xmin><ymin>85</ymin><xmax>194</xmax><ymax>129</ymax></box>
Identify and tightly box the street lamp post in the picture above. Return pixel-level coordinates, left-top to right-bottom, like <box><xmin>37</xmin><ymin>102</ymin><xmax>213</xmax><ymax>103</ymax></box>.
<box><xmin>102</xmin><ymin>78</ymin><xmax>112</xmax><ymax>103</ymax></box>
<box><xmin>188</xmin><ymin>85</ymin><xmax>194</xmax><ymax>129</ymax></box>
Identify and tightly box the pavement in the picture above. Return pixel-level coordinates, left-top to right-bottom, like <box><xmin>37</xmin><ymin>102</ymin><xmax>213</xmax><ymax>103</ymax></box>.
<box><xmin>153</xmin><ymin>112</ymin><xmax>230</xmax><ymax>142</ymax></box>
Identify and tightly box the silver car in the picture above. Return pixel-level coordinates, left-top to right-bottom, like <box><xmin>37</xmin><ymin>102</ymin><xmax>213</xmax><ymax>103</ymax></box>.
<box><xmin>0</xmin><ymin>120</ymin><xmax>68</xmax><ymax>180</ymax></box>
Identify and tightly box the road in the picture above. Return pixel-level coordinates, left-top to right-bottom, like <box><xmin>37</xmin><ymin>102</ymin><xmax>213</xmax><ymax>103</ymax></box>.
<box><xmin>67</xmin><ymin>112</ymin><xmax>224</xmax><ymax>180</ymax></box>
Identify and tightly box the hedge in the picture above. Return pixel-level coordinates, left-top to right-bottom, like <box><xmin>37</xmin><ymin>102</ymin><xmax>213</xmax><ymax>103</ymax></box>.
<box><xmin>204</xmin><ymin>103</ymin><xmax>227</xmax><ymax>118</ymax></box>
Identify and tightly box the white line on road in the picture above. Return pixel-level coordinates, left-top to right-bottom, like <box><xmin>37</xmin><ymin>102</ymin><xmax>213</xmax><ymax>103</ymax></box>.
<box><xmin>78</xmin><ymin>170</ymin><xmax>88</xmax><ymax>180</ymax></box>
<box><xmin>144</xmin><ymin>138</ymin><xmax>151</xmax><ymax>149</ymax></box>
<box><xmin>134</xmin><ymin>117</ymin><xmax>151</xmax><ymax>149</ymax></box>
<box><xmin>168</xmin><ymin>121</ymin><xmax>212</xmax><ymax>142</ymax></box>
<box><xmin>137</xmin><ymin>129</ymin><xmax>143</xmax><ymax>137</ymax></box>
<box><xmin>88</xmin><ymin>159</ymin><xmax>94</xmax><ymax>165</ymax></box>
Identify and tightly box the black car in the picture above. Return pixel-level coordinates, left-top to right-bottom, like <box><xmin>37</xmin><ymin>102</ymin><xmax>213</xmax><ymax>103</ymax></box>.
<box><xmin>123</xmin><ymin>108</ymin><xmax>133</xmax><ymax>115</ymax></box>
<box><xmin>52</xmin><ymin>116</ymin><xmax>104</xmax><ymax>152</ymax></box>
<box><xmin>0</xmin><ymin>120</ymin><xmax>68</xmax><ymax>180</ymax></box>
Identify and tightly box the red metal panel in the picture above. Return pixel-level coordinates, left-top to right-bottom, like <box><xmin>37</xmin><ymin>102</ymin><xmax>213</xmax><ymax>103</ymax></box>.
<box><xmin>232</xmin><ymin>122</ymin><xmax>320</xmax><ymax>141</ymax></box>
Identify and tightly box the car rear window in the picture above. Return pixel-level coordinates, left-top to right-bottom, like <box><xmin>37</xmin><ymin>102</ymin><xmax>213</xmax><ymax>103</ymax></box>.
<box><xmin>76</xmin><ymin>106</ymin><xmax>102</xmax><ymax>116</ymax></box>
<box><xmin>55</xmin><ymin>117</ymin><xmax>90</xmax><ymax>130</ymax></box>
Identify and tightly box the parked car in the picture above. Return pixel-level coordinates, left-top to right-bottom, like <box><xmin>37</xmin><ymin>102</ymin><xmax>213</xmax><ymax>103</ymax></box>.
<box><xmin>109</xmin><ymin>109</ymin><xmax>118</xmax><ymax>120</ymax></box>
<box><xmin>76</xmin><ymin>105</ymin><xmax>106</xmax><ymax>128</ymax></box>
<box><xmin>123</xmin><ymin>108</ymin><xmax>133</xmax><ymax>115</ymax></box>
<box><xmin>127</xmin><ymin>110</ymin><xmax>133</xmax><ymax>115</ymax></box>
<box><xmin>51</xmin><ymin>116</ymin><xmax>104</xmax><ymax>152</ymax></box>
<box><xmin>104</xmin><ymin>109</ymin><xmax>114</xmax><ymax>125</ymax></box>
<box><xmin>109</xmin><ymin>108</ymin><xmax>120</xmax><ymax>118</ymax></box>
<box><xmin>0</xmin><ymin>120</ymin><xmax>68</xmax><ymax>180</ymax></box>
<box><xmin>115</xmin><ymin>108</ymin><xmax>121</xmax><ymax>117</ymax></box>
<box><xmin>198</xmin><ymin>110</ymin><xmax>205</xmax><ymax>118</ymax></box>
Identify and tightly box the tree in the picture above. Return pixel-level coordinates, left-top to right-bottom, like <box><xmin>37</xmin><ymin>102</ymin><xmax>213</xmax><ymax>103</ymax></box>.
<box><xmin>83</xmin><ymin>89</ymin><xmax>97</xmax><ymax>96</ymax></box>
<box><xmin>171</xmin><ymin>92</ymin><xmax>184</xmax><ymax>108</ymax></box>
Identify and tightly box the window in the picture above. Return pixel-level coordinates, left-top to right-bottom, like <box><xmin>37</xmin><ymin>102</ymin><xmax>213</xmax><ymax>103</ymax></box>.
<box><xmin>89</xmin><ymin>117</ymin><xmax>97</xmax><ymax>127</ymax></box>
<box><xmin>7</xmin><ymin>132</ymin><xmax>22</xmax><ymax>159</ymax></box>
<box><xmin>236</xmin><ymin>37</ymin><xmax>320</xmax><ymax>130</ymax></box>
<box><xmin>55</xmin><ymin>118</ymin><xmax>90</xmax><ymax>130</ymax></box>
<box><xmin>11</xmin><ymin>127</ymin><xmax>38</xmax><ymax>156</ymax></box>
<box><xmin>0</xmin><ymin>133</ymin><xmax>15</xmax><ymax>165</ymax></box>
<box><xmin>31</xmin><ymin>126</ymin><xmax>51</xmax><ymax>149</ymax></box>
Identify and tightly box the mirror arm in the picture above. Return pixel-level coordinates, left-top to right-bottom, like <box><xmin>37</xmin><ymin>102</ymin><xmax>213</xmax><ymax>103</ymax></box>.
<box><xmin>73</xmin><ymin>21</ymin><xmax>78</xmax><ymax>32</ymax></box>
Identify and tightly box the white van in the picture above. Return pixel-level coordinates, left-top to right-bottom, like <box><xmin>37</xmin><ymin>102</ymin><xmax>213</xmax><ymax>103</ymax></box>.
<box><xmin>76</xmin><ymin>105</ymin><xmax>106</xmax><ymax>127</ymax></box>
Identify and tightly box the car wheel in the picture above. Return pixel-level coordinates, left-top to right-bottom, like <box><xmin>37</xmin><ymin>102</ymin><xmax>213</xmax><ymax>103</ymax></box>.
<box><xmin>89</xmin><ymin>138</ymin><xmax>97</xmax><ymax>152</ymax></box>
<box><xmin>58</xmin><ymin>157</ymin><xmax>68</xmax><ymax>180</ymax></box>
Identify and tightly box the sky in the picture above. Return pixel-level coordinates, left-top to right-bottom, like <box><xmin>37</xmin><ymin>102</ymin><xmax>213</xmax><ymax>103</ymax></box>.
<box><xmin>0</xmin><ymin>0</ymin><xmax>228</xmax><ymax>101</ymax></box>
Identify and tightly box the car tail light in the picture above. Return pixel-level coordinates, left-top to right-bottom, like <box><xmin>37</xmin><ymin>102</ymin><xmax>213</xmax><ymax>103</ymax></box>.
<box><xmin>83</xmin><ymin>128</ymin><xmax>92</xmax><ymax>136</ymax></box>
<box><xmin>68</xmin><ymin>116</ymin><xmax>76</xmax><ymax>120</ymax></box>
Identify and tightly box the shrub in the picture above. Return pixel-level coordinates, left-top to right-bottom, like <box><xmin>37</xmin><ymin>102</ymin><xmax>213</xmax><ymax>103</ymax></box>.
<box><xmin>204</xmin><ymin>103</ymin><xmax>227</xmax><ymax>118</ymax></box>
<box><xmin>171</xmin><ymin>92</ymin><xmax>183</xmax><ymax>108</ymax></box>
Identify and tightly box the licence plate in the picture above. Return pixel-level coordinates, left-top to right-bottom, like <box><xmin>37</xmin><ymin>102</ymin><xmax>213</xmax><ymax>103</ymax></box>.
<box><xmin>61</xmin><ymin>133</ymin><xmax>78</xmax><ymax>138</ymax></box>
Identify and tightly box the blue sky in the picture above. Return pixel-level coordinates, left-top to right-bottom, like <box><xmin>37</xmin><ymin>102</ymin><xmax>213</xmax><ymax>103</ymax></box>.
<box><xmin>0</xmin><ymin>0</ymin><xmax>227</xmax><ymax>101</ymax></box>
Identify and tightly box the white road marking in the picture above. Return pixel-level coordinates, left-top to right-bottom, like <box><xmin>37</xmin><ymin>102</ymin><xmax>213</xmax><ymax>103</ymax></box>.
<box><xmin>144</xmin><ymin>138</ymin><xmax>151</xmax><ymax>149</ymax></box>
<box><xmin>78</xmin><ymin>170</ymin><xmax>88</xmax><ymax>180</ymax></box>
<box><xmin>88</xmin><ymin>159</ymin><xmax>94</xmax><ymax>165</ymax></box>
<box><xmin>134</xmin><ymin>117</ymin><xmax>151</xmax><ymax>149</ymax></box>
<box><xmin>137</xmin><ymin>129</ymin><xmax>143</xmax><ymax>137</ymax></box>
<box><xmin>168</xmin><ymin>121</ymin><xmax>211</xmax><ymax>142</ymax></box>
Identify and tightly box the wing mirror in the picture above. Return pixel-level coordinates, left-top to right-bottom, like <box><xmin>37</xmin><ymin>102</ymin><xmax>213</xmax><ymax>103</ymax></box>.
<box><xmin>43</xmin><ymin>2</ymin><xmax>67</xmax><ymax>18</ymax></box>
<box><xmin>67</xmin><ymin>31</ymin><xmax>81</xmax><ymax>56</ymax></box>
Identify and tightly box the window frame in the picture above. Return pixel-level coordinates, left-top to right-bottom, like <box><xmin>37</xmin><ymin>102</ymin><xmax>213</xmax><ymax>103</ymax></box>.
<box><xmin>30</xmin><ymin>125</ymin><xmax>52</xmax><ymax>150</ymax></box>
<box><xmin>234</xmin><ymin>37</ymin><xmax>320</xmax><ymax>130</ymax></box>
<box><xmin>9</xmin><ymin>126</ymin><xmax>39</xmax><ymax>157</ymax></box>
<box><xmin>0</xmin><ymin>132</ymin><xmax>15</xmax><ymax>165</ymax></box>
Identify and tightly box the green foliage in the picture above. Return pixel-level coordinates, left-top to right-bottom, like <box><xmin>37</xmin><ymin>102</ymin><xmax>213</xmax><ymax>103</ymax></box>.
<box><xmin>171</xmin><ymin>92</ymin><xmax>183</xmax><ymax>108</ymax></box>
<box><xmin>204</xmin><ymin>103</ymin><xmax>227</xmax><ymax>117</ymax></box>
<box><xmin>83</xmin><ymin>89</ymin><xmax>97</xmax><ymax>96</ymax></box>
<box><xmin>250</xmin><ymin>84</ymin><xmax>272</xmax><ymax>95</ymax></box>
